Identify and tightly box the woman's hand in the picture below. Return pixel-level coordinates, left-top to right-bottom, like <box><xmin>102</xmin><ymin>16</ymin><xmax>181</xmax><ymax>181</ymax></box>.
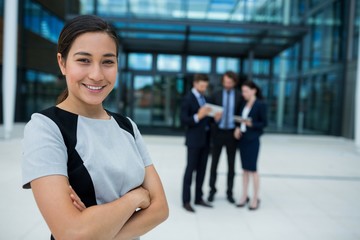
<box><xmin>69</xmin><ymin>186</ymin><xmax>86</xmax><ymax>212</ymax></box>
<box><xmin>234</xmin><ymin>127</ymin><xmax>242</xmax><ymax>140</ymax></box>
<box><xmin>245</xmin><ymin>119</ymin><xmax>253</xmax><ymax>127</ymax></box>
<box><xmin>129</xmin><ymin>187</ymin><xmax>151</xmax><ymax>210</ymax></box>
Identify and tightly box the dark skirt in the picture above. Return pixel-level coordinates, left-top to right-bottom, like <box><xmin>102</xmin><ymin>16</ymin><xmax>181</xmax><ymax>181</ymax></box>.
<box><xmin>239</xmin><ymin>137</ymin><xmax>260</xmax><ymax>172</ymax></box>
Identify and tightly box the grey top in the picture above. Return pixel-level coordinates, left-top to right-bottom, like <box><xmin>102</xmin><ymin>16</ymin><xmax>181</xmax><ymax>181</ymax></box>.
<box><xmin>22</xmin><ymin>112</ymin><xmax>153</xmax><ymax>205</ymax></box>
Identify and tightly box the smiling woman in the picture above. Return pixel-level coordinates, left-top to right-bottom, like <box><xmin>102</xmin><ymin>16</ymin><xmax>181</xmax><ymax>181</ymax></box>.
<box><xmin>21</xmin><ymin>15</ymin><xmax>168</xmax><ymax>240</ymax></box>
<box><xmin>57</xmin><ymin>31</ymin><xmax>118</xmax><ymax>112</ymax></box>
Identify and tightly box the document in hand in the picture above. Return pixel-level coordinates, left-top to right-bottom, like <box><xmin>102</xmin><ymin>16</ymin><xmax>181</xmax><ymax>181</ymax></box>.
<box><xmin>204</xmin><ymin>103</ymin><xmax>223</xmax><ymax>117</ymax></box>
<box><xmin>234</xmin><ymin>115</ymin><xmax>252</xmax><ymax>123</ymax></box>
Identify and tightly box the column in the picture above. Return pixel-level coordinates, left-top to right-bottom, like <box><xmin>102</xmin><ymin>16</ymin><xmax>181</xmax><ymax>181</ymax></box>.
<box><xmin>2</xmin><ymin>0</ymin><xmax>19</xmax><ymax>139</ymax></box>
<box><xmin>248</xmin><ymin>50</ymin><xmax>254</xmax><ymax>81</ymax></box>
<box><xmin>355</xmin><ymin>23</ymin><xmax>360</xmax><ymax>148</ymax></box>
<box><xmin>276</xmin><ymin>0</ymin><xmax>290</xmax><ymax>130</ymax></box>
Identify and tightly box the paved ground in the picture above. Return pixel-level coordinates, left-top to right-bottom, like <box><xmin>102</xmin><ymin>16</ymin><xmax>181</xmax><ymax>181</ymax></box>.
<box><xmin>1</xmin><ymin>124</ymin><xmax>360</xmax><ymax>240</ymax></box>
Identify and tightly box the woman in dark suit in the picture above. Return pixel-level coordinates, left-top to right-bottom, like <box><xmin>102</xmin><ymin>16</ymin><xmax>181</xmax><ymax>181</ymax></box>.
<box><xmin>234</xmin><ymin>81</ymin><xmax>267</xmax><ymax>210</ymax></box>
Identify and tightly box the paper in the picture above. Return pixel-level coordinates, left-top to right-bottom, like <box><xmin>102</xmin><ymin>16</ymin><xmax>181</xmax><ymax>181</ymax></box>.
<box><xmin>204</xmin><ymin>103</ymin><xmax>223</xmax><ymax>117</ymax></box>
<box><xmin>234</xmin><ymin>115</ymin><xmax>252</xmax><ymax>123</ymax></box>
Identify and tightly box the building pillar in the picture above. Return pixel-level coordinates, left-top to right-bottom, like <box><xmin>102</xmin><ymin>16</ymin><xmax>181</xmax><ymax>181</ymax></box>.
<box><xmin>2</xmin><ymin>0</ymin><xmax>19</xmax><ymax>139</ymax></box>
<box><xmin>355</xmin><ymin>23</ymin><xmax>360</xmax><ymax>148</ymax></box>
<box><xmin>247</xmin><ymin>50</ymin><xmax>254</xmax><ymax>81</ymax></box>
<box><xmin>276</xmin><ymin>0</ymin><xmax>290</xmax><ymax>130</ymax></box>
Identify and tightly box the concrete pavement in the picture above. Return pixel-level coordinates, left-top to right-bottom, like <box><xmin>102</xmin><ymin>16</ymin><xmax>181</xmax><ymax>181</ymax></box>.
<box><xmin>1</xmin><ymin>124</ymin><xmax>360</xmax><ymax>240</ymax></box>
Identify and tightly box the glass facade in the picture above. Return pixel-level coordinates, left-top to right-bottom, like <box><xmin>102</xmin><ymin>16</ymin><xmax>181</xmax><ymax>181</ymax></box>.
<box><xmin>354</xmin><ymin>0</ymin><xmax>360</xmax><ymax>59</ymax></box>
<box><xmin>157</xmin><ymin>54</ymin><xmax>182</xmax><ymax>72</ymax></box>
<box><xmin>24</xmin><ymin>0</ymin><xmax>64</xmax><ymax>43</ymax></box>
<box><xmin>1</xmin><ymin>0</ymin><xmax>359</xmax><ymax>137</ymax></box>
<box><xmin>0</xmin><ymin>0</ymin><xmax>3</xmax><ymax>16</ymax></box>
<box><xmin>15</xmin><ymin>0</ymin><xmax>65</xmax><ymax>121</ymax></box>
<box><xmin>21</xmin><ymin>70</ymin><xmax>65</xmax><ymax>120</ymax></box>
<box><xmin>216</xmin><ymin>57</ymin><xmax>239</xmax><ymax>74</ymax></box>
<box><xmin>186</xmin><ymin>56</ymin><xmax>211</xmax><ymax>73</ymax></box>
<box><xmin>128</xmin><ymin>53</ymin><xmax>153</xmax><ymax>71</ymax></box>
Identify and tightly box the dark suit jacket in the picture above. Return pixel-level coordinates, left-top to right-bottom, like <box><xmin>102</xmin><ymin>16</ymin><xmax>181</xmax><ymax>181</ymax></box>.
<box><xmin>180</xmin><ymin>91</ymin><xmax>210</xmax><ymax>148</ymax></box>
<box><xmin>238</xmin><ymin>99</ymin><xmax>267</xmax><ymax>141</ymax></box>
<box><xmin>209</xmin><ymin>89</ymin><xmax>244</xmax><ymax>133</ymax></box>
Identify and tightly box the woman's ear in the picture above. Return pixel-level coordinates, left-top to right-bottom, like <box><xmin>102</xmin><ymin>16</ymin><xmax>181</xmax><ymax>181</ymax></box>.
<box><xmin>57</xmin><ymin>53</ymin><xmax>66</xmax><ymax>76</ymax></box>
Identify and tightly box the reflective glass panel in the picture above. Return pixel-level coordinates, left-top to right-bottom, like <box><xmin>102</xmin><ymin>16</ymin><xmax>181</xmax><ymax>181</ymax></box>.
<box><xmin>157</xmin><ymin>54</ymin><xmax>181</xmax><ymax>72</ymax></box>
<box><xmin>216</xmin><ymin>57</ymin><xmax>239</xmax><ymax>74</ymax></box>
<box><xmin>128</xmin><ymin>53</ymin><xmax>153</xmax><ymax>70</ymax></box>
<box><xmin>186</xmin><ymin>56</ymin><xmax>211</xmax><ymax>73</ymax></box>
<box><xmin>133</xmin><ymin>75</ymin><xmax>154</xmax><ymax>125</ymax></box>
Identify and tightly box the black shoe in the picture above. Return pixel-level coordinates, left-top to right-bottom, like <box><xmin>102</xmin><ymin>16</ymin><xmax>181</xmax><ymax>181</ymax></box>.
<box><xmin>249</xmin><ymin>199</ymin><xmax>260</xmax><ymax>211</ymax></box>
<box><xmin>227</xmin><ymin>195</ymin><xmax>235</xmax><ymax>204</ymax></box>
<box><xmin>236</xmin><ymin>197</ymin><xmax>250</xmax><ymax>208</ymax></box>
<box><xmin>208</xmin><ymin>193</ymin><xmax>215</xmax><ymax>202</ymax></box>
<box><xmin>195</xmin><ymin>200</ymin><xmax>213</xmax><ymax>208</ymax></box>
<box><xmin>183</xmin><ymin>203</ymin><xmax>195</xmax><ymax>213</ymax></box>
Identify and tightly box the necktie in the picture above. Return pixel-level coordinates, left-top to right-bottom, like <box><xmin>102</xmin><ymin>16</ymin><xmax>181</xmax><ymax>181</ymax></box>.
<box><xmin>224</xmin><ymin>91</ymin><xmax>230</xmax><ymax>129</ymax></box>
<box><xmin>199</xmin><ymin>95</ymin><xmax>206</xmax><ymax>106</ymax></box>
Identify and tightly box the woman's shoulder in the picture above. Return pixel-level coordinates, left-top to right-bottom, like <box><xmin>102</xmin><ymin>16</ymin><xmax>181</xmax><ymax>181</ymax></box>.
<box><xmin>26</xmin><ymin>108</ymin><xmax>60</xmax><ymax>131</ymax></box>
<box><xmin>106</xmin><ymin>110</ymin><xmax>137</xmax><ymax>139</ymax></box>
<box><xmin>23</xmin><ymin>109</ymin><xmax>65</xmax><ymax>148</ymax></box>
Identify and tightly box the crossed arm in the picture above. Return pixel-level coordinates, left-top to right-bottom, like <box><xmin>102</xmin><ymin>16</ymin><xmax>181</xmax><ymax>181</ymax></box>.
<box><xmin>31</xmin><ymin>165</ymin><xmax>168</xmax><ymax>240</ymax></box>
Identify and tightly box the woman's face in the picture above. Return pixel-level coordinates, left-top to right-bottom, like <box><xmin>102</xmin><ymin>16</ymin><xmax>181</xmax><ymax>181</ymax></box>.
<box><xmin>241</xmin><ymin>85</ymin><xmax>256</xmax><ymax>101</ymax></box>
<box><xmin>57</xmin><ymin>32</ymin><xmax>118</xmax><ymax>107</ymax></box>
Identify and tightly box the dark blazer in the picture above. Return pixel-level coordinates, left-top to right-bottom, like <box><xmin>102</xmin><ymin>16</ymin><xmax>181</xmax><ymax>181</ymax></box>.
<box><xmin>180</xmin><ymin>91</ymin><xmax>210</xmax><ymax>148</ymax></box>
<box><xmin>238</xmin><ymin>99</ymin><xmax>267</xmax><ymax>141</ymax></box>
<box><xmin>209</xmin><ymin>89</ymin><xmax>244</xmax><ymax>131</ymax></box>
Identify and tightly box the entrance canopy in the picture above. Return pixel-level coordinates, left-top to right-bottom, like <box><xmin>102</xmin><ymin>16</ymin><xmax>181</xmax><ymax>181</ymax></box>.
<box><xmin>67</xmin><ymin>0</ymin><xmax>309</xmax><ymax>58</ymax></box>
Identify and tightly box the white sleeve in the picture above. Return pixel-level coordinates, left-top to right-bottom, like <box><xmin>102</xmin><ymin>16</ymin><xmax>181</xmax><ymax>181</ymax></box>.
<box><xmin>22</xmin><ymin>113</ymin><xmax>68</xmax><ymax>189</ymax></box>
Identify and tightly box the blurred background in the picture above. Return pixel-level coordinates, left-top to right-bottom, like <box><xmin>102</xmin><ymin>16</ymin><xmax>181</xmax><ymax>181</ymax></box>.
<box><xmin>0</xmin><ymin>0</ymin><xmax>359</xmax><ymax>139</ymax></box>
<box><xmin>1</xmin><ymin>1</ymin><xmax>360</xmax><ymax>239</ymax></box>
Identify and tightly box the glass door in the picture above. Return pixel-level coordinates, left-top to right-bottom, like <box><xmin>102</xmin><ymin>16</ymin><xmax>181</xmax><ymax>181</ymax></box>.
<box><xmin>133</xmin><ymin>75</ymin><xmax>154</xmax><ymax>125</ymax></box>
<box><xmin>124</xmin><ymin>74</ymin><xmax>185</xmax><ymax>128</ymax></box>
<box><xmin>152</xmin><ymin>75</ymin><xmax>184</xmax><ymax>128</ymax></box>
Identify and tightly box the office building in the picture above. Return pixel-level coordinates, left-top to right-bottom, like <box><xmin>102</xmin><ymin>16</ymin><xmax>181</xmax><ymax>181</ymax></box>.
<box><xmin>1</xmin><ymin>0</ymin><xmax>359</xmax><ymax>138</ymax></box>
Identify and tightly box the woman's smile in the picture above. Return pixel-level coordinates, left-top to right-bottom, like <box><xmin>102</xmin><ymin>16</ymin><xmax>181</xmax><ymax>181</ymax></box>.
<box><xmin>82</xmin><ymin>83</ymin><xmax>106</xmax><ymax>92</ymax></box>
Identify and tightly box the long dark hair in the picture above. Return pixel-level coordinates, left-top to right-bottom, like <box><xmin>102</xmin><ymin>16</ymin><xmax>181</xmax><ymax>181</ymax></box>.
<box><xmin>56</xmin><ymin>15</ymin><xmax>119</xmax><ymax>104</ymax></box>
<box><xmin>242</xmin><ymin>80</ymin><xmax>264</xmax><ymax>100</ymax></box>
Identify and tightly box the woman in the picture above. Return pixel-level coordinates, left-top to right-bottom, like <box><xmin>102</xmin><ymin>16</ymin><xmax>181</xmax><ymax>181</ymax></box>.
<box><xmin>22</xmin><ymin>15</ymin><xmax>168</xmax><ymax>239</ymax></box>
<box><xmin>234</xmin><ymin>81</ymin><xmax>267</xmax><ymax>210</ymax></box>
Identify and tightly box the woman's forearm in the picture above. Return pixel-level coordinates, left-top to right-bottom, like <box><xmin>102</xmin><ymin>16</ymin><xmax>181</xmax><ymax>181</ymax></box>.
<box><xmin>114</xmin><ymin>165</ymin><xmax>169</xmax><ymax>240</ymax></box>
<box><xmin>113</xmin><ymin>198</ymin><xmax>169</xmax><ymax>240</ymax></box>
<box><xmin>72</xmin><ymin>194</ymin><xmax>140</xmax><ymax>240</ymax></box>
<box><xmin>31</xmin><ymin>176</ymin><xmax>149</xmax><ymax>240</ymax></box>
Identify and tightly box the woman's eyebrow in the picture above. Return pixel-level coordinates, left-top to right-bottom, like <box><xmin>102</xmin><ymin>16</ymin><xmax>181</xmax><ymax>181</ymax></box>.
<box><xmin>73</xmin><ymin>52</ymin><xmax>116</xmax><ymax>57</ymax></box>
<box><xmin>74</xmin><ymin>51</ymin><xmax>92</xmax><ymax>56</ymax></box>
<box><xmin>103</xmin><ymin>53</ymin><xmax>117</xmax><ymax>57</ymax></box>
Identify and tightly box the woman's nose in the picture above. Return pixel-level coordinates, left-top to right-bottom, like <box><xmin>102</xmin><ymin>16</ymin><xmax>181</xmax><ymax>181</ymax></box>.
<box><xmin>88</xmin><ymin>64</ymin><xmax>104</xmax><ymax>81</ymax></box>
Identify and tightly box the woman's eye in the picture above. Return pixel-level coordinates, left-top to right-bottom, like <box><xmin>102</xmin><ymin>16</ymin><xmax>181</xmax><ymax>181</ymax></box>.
<box><xmin>103</xmin><ymin>60</ymin><xmax>115</xmax><ymax>65</ymax></box>
<box><xmin>77</xmin><ymin>58</ymin><xmax>90</xmax><ymax>63</ymax></box>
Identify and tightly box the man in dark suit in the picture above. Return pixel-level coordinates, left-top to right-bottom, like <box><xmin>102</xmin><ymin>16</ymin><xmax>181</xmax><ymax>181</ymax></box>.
<box><xmin>208</xmin><ymin>71</ymin><xmax>243</xmax><ymax>204</ymax></box>
<box><xmin>181</xmin><ymin>74</ymin><xmax>213</xmax><ymax>213</ymax></box>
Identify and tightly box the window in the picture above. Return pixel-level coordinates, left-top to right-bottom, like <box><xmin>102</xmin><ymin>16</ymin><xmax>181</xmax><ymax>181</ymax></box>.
<box><xmin>128</xmin><ymin>53</ymin><xmax>153</xmax><ymax>71</ymax></box>
<box><xmin>243</xmin><ymin>59</ymin><xmax>270</xmax><ymax>75</ymax></box>
<box><xmin>216</xmin><ymin>57</ymin><xmax>239</xmax><ymax>74</ymax></box>
<box><xmin>24</xmin><ymin>0</ymin><xmax>64</xmax><ymax>44</ymax></box>
<box><xmin>157</xmin><ymin>54</ymin><xmax>181</xmax><ymax>72</ymax></box>
<box><xmin>186</xmin><ymin>56</ymin><xmax>211</xmax><ymax>73</ymax></box>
